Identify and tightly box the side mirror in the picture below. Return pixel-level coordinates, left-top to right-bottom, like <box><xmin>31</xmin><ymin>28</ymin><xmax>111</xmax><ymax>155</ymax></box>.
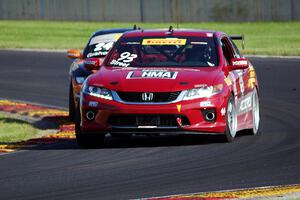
<box><xmin>84</xmin><ymin>58</ymin><xmax>102</xmax><ymax>71</ymax></box>
<box><xmin>228</xmin><ymin>58</ymin><xmax>249</xmax><ymax>71</ymax></box>
<box><xmin>67</xmin><ymin>49</ymin><xmax>82</xmax><ymax>59</ymax></box>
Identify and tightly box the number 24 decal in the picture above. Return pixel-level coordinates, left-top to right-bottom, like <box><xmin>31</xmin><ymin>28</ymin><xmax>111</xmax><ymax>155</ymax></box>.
<box><xmin>94</xmin><ymin>42</ymin><xmax>114</xmax><ymax>52</ymax></box>
<box><xmin>117</xmin><ymin>52</ymin><xmax>137</xmax><ymax>63</ymax></box>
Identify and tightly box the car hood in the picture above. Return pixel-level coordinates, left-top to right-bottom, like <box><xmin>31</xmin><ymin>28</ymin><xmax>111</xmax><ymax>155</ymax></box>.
<box><xmin>87</xmin><ymin>66</ymin><xmax>221</xmax><ymax>92</ymax></box>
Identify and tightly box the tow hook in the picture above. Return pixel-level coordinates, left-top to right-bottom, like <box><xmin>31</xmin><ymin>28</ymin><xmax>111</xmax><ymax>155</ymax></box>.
<box><xmin>176</xmin><ymin>117</ymin><xmax>183</xmax><ymax>127</ymax></box>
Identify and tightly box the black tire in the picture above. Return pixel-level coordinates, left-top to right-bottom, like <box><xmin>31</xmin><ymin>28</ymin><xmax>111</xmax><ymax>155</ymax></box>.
<box><xmin>76</xmin><ymin>133</ymin><xmax>105</xmax><ymax>148</ymax></box>
<box><xmin>75</xmin><ymin>104</ymin><xmax>105</xmax><ymax>148</ymax></box>
<box><xmin>69</xmin><ymin>83</ymin><xmax>76</xmax><ymax>122</ymax></box>
<box><xmin>224</xmin><ymin>94</ymin><xmax>237</xmax><ymax>142</ymax></box>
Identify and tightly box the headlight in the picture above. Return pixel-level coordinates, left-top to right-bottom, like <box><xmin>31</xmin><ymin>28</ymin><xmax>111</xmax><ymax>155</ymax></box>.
<box><xmin>83</xmin><ymin>85</ymin><xmax>113</xmax><ymax>100</ymax></box>
<box><xmin>75</xmin><ymin>76</ymin><xmax>86</xmax><ymax>84</ymax></box>
<box><xmin>183</xmin><ymin>84</ymin><xmax>223</xmax><ymax>100</ymax></box>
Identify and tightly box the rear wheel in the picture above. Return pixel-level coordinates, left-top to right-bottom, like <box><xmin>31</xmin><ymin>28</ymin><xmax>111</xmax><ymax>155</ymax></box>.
<box><xmin>69</xmin><ymin>83</ymin><xmax>76</xmax><ymax>122</ymax></box>
<box><xmin>224</xmin><ymin>95</ymin><xmax>237</xmax><ymax>142</ymax></box>
<box><xmin>75</xmin><ymin>105</ymin><xmax>105</xmax><ymax>148</ymax></box>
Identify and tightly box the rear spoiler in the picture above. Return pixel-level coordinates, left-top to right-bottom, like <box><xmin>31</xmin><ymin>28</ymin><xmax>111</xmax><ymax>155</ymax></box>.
<box><xmin>230</xmin><ymin>35</ymin><xmax>245</xmax><ymax>49</ymax></box>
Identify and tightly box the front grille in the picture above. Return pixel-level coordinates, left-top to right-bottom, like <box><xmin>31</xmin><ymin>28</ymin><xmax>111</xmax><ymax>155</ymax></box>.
<box><xmin>117</xmin><ymin>91</ymin><xmax>181</xmax><ymax>102</ymax></box>
<box><xmin>108</xmin><ymin>114</ymin><xmax>190</xmax><ymax>127</ymax></box>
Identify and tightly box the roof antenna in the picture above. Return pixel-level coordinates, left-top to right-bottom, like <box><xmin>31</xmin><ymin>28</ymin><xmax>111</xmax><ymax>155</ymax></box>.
<box><xmin>166</xmin><ymin>25</ymin><xmax>174</xmax><ymax>35</ymax></box>
<box><xmin>133</xmin><ymin>25</ymin><xmax>143</xmax><ymax>32</ymax></box>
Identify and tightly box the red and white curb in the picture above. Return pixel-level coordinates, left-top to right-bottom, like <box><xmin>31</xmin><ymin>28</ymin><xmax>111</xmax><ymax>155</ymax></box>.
<box><xmin>0</xmin><ymin>100</ymin><xmax>75</xmax><ymax>153</ymax></box>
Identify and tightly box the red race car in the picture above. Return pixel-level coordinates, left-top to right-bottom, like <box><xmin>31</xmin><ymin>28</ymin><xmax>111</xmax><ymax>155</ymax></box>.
<box><xmin>75</xmin><ymin>27</ymin><xmax>260</xmax><ymax>147</ymax></box>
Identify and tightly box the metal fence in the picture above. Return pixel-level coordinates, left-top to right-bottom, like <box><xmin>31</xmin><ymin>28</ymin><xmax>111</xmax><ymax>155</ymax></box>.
<box><xmin>0</xmin><ymin>0</ymin><xmax>299</xmax><ymax>22</ymax></box>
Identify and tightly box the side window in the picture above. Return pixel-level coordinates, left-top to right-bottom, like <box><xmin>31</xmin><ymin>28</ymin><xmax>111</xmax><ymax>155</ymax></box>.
<box><xmin>228</xmin><ymin>39</ymin><xmax>241</xmax><ymax>58</ymax></box>
<box><xmin>221</xmin><ymin>37</ymin><xmax>234</xmax><ymax>65</ymax></box>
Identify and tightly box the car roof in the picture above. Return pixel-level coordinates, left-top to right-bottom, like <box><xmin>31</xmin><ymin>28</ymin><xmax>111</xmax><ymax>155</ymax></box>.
<box><xmin>92</xmin><ymin>28</ymin><xmax>133</xmax><ymax>37</ymax></box>
<box><xmin>120</xmin><ymin>29</ymin><xmax>225</xmax><ymax>38</ymax></box>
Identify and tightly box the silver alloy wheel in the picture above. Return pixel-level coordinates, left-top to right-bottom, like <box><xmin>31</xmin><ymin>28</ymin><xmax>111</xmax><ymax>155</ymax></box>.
<box><xmin>227</xmin><ymin>98</ymin><xmax>237</xmax><ymax>138</ymax></box>
<box><xmin>252</xmin><ymin>89</ymin><xmax>260</xmax><ymax>134</ymax></box>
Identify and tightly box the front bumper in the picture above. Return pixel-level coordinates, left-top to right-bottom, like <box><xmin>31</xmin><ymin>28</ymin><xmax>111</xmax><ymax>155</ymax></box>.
<box><xmin>80</xmin><ymin>92</ymin><xmax>229</xmax><ymax>134</ymax></box>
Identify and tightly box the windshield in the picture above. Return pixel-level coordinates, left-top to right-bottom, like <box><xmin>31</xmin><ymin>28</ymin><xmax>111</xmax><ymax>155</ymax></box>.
<box><xmin>105</xmin><ymin>36</ymin><xmax>219</xmax><ymax>67</ymax></box>
<box><xmin>83</xmin><ymin>33</ymin><xmax>122</xmax><ymax>58</ymax></box>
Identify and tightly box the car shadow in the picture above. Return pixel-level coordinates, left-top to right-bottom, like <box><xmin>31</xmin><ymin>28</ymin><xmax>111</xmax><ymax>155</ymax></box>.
<box><xmin>1</xmin><ymin>114</ymin><xmax>253</xmax><ymax>151</ymax></box>
<box><xmin>24</xmin><ymin>133</ymin><xmax>251</xmax><ymax>151</ymax></box>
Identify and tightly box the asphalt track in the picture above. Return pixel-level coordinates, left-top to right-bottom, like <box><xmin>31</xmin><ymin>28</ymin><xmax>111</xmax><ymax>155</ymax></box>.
<box><xmin>0</xmin><ymin>50</ymin><xmax>300</xmax><ymax>200</ymax></box>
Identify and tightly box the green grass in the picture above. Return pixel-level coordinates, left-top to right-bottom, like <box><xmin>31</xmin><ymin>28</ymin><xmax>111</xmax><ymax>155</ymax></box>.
<box><xmin>0</xmin><ymin>20</ymin><xmax>299</xmax><ymax>55</ymax></box>
<box><xmin>0</xmin><ymin>113</ymin><xmax>39</xmax><ymax>143</ymax></box>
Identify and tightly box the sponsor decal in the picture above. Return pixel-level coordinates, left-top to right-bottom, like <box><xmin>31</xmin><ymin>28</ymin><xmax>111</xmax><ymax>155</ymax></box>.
<box><xmin>176</xmin><ymin>104</ymin><xmax>182</xmax><ymax>113</ymax></box>
<box><xmin>239</xmin><ymin>96</ymin><xmax>252</xmax><ymax>112</ymax></box>
<box><xmin>250</xmin><ymin>70</ymin><xmax>256</xmax><ymax>78</ymax></box>
<box><xmin>112</xmin><ymin>67</ymin><xmax>137</xmax><ymax>71</ymax></box>
<box><xmin>239</xmin><ymin>77</ymin><xmax>245</xmax><ymax>95</ymax></box>
<box><xmin>221</xmin><ymin>107</ymin><xmax>226</xmax><ymax>116</ymax></box>
<box><xmin>114</xmin><ymin>33</ymin><xmax>122</xmax><ymax>41</ymax></box>
<box><xmin>84</xmin><ymin>59</ymin><xmax>98</xmax><ymax>66</ymax></box>
<box><xmin>248</xmin><ymin>66</ymin><xmax>256</xmax><ymax>89</ymax></box>
<box><xmin>200</xmin><ymin>101</ymin><xmax>213</xmax><ymax>107</ymax></box>
<box><xmin>87</xmin><ymin>51</ymin><xmax>108</xmax><ymax>58</ymax></box>
<box><xmin>124</xmin><ymin>42</ymin><xmax>140</xmax><ymax>45</ymax></box>
<box><xmin>248</xmin><ymin>78</ymin><xmax>256</xmax><ymax>89</ymax></box>
<box><xmin>142</xmin><ymin>38</ymin><xmax>186</xmax><ymax>45</ymax></box>
<box><xmin>224</xmin><ymin>77</ymin><xmax>232</xmax><ymax>86</ymax></box>
<box><xmin>117</xmin><ymin>52</ymin><xmax>137</xmax><ymax>63</ymax></box>
<box><xmin>94</xmin><ymin>42</ymin><xmax>114</xmax><ymax>52</ymax></box>
<box><xmin>88</xmin><ymin>101</ymin><xmax>98</xmax><ymax>107</ymax></box>
<box><xmin>87</xmin><ymin>42</ymin><xmax>114</xmax><ymax>58</ymax></box>
<box><xmin>236</xmin><ymin>70</ymin><xmax>245</xmax><ymax>96</ymax></box>
<box><xmin>232</xmin><ymin>60</ymin><xmax>248</xmax><ymax>66</ymax></box>
<box><xmin>110</xmin><ymin>60</ymin><xmax>131</xmax><ymax>67</ymax></box>
<box><xmin>89</xmin><ymin>33</ymin><xmax>122</xmax><ymax>45</ymax></box>
<box><xmin>110</xmin><ymin>52</ymin><xmax>138</xmax><ymax>67</ymax></box>
<box><xmin>228</xmin><ymin>72</ymin><xmax>237</xmax><ymax>96</ymax></box>
<box><xmin>190</xmin><ymin>41</ymin><xmax>208</xmax><ymax>45</ymax></box>
<box><xmin>126</xmin><ymin>70</ymin><xmax>178</xmax><ymax>79</ymax></box>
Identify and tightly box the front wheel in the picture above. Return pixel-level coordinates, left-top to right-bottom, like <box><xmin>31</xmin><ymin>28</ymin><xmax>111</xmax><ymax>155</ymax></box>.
<box><xmin>224</xmin><ymin>95</ymin><xmax>237</xmax><ymax>142</ymax></box>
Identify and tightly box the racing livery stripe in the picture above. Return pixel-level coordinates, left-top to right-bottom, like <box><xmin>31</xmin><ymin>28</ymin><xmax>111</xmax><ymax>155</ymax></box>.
<box><xmin>146</xmin><ymin>184</ymin><xmax>300</xmax><ymax>200</ymax></box>
<box><xmin>0</xmin><ymin>100</ymin><xmax>75</xmax><ymax>153</ymax></box>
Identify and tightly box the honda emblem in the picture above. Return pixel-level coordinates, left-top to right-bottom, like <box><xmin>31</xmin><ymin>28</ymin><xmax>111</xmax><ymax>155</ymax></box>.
<box><xmin>142</xmin><ymin>92</ymin><xmax>154</xmax><ymax>101</ymax></box>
